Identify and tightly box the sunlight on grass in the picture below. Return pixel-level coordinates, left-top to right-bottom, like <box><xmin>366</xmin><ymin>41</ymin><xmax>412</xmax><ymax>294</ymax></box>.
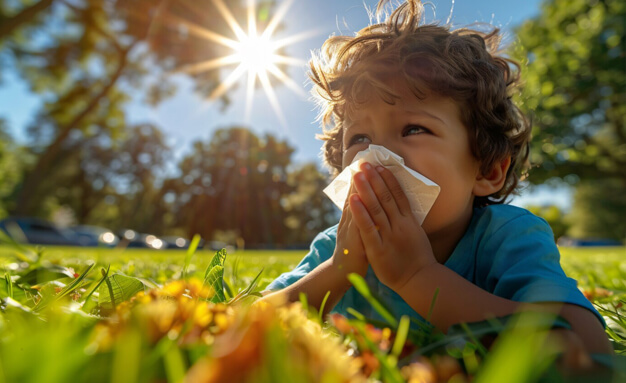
<box><xmin>0</xmin><ymin>244</ymin><xmax>624</xmax><ymax>382</ymax></box>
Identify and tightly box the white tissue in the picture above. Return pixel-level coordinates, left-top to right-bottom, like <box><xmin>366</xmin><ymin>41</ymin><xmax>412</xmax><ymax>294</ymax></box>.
<box><xmin>323</xmin><ymin>145</ymin><xmax>440</xmax><ymax>224</ymax></box>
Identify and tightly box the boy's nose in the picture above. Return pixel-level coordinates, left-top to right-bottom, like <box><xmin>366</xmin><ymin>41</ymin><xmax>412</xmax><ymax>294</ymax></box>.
<box><xmin>369</xmin><ymin>142</ymin><xmax>403</xmax><ymax>158</ymax></box>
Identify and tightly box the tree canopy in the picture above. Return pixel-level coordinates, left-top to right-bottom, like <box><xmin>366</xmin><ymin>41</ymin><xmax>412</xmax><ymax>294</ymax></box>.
<box><xmin>513</xmin><ymin>0</ymin><xmax>625</xmax><ymax>187</ymax></box>
<box><xmin>1</xmin><ymin>0</ymin><xmax>280</xmax><ymax>216</ymax></box>
<box><xmin>0</xmin><ymin>0</ymin><xmax>338</xmax><ymax>246</ymax></box>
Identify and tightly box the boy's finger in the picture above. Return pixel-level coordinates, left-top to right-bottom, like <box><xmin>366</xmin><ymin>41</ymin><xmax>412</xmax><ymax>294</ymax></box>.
<box><xmin>349</xmin><ymin>194</ymin><xmax>382</xmax><ymax>248</ymax></box>
<box><xmin>353</xmin><ymin>170</ymin><xmax>391</xmax><ymax>232</ymax></box>
<box><xmin>375</xmin><ymin>166</ymin><xmax>412</xmax><ymax>216</ymax></box>
<box><xmin>339</xmin><ymin>180</ymin><xmax>358</xmax><ymax>224</ymax></box>
<box><xmin>360</xmin><ymin>162</ymin><xmax>402</xmax><ymax>223</ymax></box>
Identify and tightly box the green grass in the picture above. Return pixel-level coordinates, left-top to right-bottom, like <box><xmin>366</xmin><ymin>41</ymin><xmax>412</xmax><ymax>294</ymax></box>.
<box><xmin>560</xmin><ymin>246</ymin><xmax>626</xmax><ymax>289</ymax></box>
<box><xmin>0</xmin><ymin>243</ymin><xmax>624</xmax><ymax>382</ymax></box>
<box><xmin>0</xmin><ymin>245</ymin><xmax>306</xmax><ymax>293</ymax></box>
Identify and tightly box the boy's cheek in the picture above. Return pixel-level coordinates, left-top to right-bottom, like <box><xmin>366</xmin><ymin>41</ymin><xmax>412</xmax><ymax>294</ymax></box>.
<box><xmin>341</xmin><ymin>151</ymin><xmax>356</xmax><ymax>169</ymax></box>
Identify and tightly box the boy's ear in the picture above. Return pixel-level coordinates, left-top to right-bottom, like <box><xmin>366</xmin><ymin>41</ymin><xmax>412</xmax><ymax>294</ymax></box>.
<box><xmin>474</xmin><ymin>157</ymin><xmax>511</xmax><ymax>197</ymax></box>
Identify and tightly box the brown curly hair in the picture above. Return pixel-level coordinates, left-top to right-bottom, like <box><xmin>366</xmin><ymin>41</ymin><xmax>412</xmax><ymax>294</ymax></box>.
<box><xmin>309</xmin><ymin>0</ymin><xmax>530</xmax><ymax>207</ymax></box>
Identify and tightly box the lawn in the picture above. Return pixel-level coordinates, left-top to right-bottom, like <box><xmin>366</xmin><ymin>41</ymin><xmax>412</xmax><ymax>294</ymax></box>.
<box><xmin>0</xmin><ymin>243</ymin><xmax>625</xmax><ymax>382</ymax></box>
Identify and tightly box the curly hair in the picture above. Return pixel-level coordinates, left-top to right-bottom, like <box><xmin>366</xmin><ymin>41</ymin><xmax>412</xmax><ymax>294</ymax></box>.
<box><xmin>309</xmin><ymin>0</ymin><xmax>531</xmax><ymax>207</ymax></box>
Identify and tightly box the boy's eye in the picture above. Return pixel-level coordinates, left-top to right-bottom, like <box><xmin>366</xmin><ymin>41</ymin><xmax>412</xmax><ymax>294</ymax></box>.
<box><xmin>347</xmin><ymin>134</ymin><xmax>371</xmax><ymax>147</ymax></box>
<box><xmin>403</xmin><ymin>125</ymin><xmax>429</xmax><ymax>136</ymax></box>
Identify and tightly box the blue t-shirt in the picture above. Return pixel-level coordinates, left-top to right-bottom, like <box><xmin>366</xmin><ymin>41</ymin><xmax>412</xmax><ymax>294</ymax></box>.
<box><xmin>267</xmin><ymin>204</ymin><xmax>603</xmax><ymax>326</ymax></box>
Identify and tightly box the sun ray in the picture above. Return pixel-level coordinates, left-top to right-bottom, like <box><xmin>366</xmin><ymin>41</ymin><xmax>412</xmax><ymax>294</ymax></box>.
<box><xmin>247</xmin><ymin>0</ymin><xmax>257</xmax><ymax>37</ymax></box>
<box><xmin>258</xmin><ymin>70</ymin><xmax>287</xmax><ymax>130</ymax></box>
<box><xmin>271</xmin><ymin>55</ymin><xmax>307</xmax><ymax>67</ymax></box>
<box><xmin>179</xmin><ymin>54</ymin><xmax>240</xmax><ymax>74</ymax></box>
<box><xmin>266</xmin><ymin>64</ymin><xmax>307</xmax><ymax>98</ymax></box>
<box><xmin>172</xmin><ymin>0</ymin><xmax>315</xmax><ymax>127</ymax></box>
<box><xmin>261</xmin><ymin>0</ymin><xmax>293</xmax><ymax>40</ymax></box>
<box><xmin>272</xmin><ymin>29</ymin><xmax>322</xmax><ymax>50</ymax></box>
<box><xmin>162</xmin><ymin>11</ymin><xmax>238</xmax><ymax>49</ymax></box>
<box><xmin>211</xmin><ymin>0</ymin><xmax>247</xmax><ymax>41</ymax></box>
<box><xmin>209</xmin><ymin>63</ymin><xmax>248</xmax><ymax>100</ymax></box>
<box><xmin>244</xmin><ymin>70</ymin><xmax>257</xmax><ymax>122</ymax></box>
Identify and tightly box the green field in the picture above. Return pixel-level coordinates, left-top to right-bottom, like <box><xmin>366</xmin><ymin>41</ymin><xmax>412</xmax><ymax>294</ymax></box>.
<box><xmin>2</xmin><ymin>244</ymin><xmax>624</xmax><ymax>290</ymax></box>
<box><xmin>1</xmin><ymin>243</ymin><xmax>625</xmax><ymax>382</ymax></box>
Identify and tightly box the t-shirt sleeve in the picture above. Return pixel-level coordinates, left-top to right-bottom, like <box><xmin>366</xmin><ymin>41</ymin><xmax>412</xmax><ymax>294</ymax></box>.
<box><xmin>479</xmin><ymin>212</ymin><xmax>604</xmax><ymax>326</ymax></box>
<box><xmin>265</xmin><ymin>228</ymin><xmax>336</xmax><ymax>291</ymax></box>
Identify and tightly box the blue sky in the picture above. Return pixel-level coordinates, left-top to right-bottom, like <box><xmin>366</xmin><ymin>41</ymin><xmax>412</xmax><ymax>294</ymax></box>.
<box><xmin>0</xmin><ymin>0</ymin><xmax>571</xmax><ymax>208</ymax></box>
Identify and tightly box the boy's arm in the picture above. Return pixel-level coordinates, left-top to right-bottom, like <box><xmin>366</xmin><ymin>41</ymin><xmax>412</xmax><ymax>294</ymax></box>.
<box><xmin>395</xmin><ymin>263</ymin><xmax>613</xmax><ymax>354</ymax></box>
<box><xmin>262</xmin><ymin>187</ymin><xmax>369</xmax><ymax>315</ymax></box>
<box><xmin>349</xmin><ymin>164</ymin><xmax>612</xmax><ymax>355</ymax></box>
<box><xmin>262</xmin><ymin>257</ymin><xmax>354</xmax><ymax>315</ymax></box>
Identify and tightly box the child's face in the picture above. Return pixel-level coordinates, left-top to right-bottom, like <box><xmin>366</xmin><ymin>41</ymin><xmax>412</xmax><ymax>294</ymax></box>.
<box><xmin>341</xmin><ymin>78</ymin><xmax>482</xmax><ymax>238</ymax></box>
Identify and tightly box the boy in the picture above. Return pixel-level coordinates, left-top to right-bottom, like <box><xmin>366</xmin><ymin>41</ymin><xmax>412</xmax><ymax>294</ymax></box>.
<box><xmin>264</xmin><ymin>0</ymin><xmax>611</xmax><ymax>356</ymax></box>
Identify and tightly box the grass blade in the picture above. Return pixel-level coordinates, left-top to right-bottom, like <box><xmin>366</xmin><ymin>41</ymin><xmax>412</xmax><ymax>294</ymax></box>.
<box><xmin>34</xmin><ymin>262</ymin><xmax>96</xmax><ymax>313</ymax></box>
<box><xmin>391</xmin><ymin>315</ymin><xmax>410</xmax><ymax>358</ymax></box>
<box><xmin>82</xmin><ymin>265</ymin><xmax>110</xmax><ymax>307</ymax></box>
<box><xmin>164</xmin><ymin>344</ymin><xmax>186</xmax><ymax>383</ymax></box>
<box><xmin>346</xmin><ymin>307</ymin><xmax>365</xmax><ymax>321</ymax></box>
<box><xmin>318</xmin><ymin>290</ymin><xmax>331</xmax><ymax>323</ymax></box>
<box><xmin>0</xmin><ymin>225</ymin><xmax>37</xmax><ymax>263</ymax></box>
<box><xmin>459</xmin><ymin>322</ymin><xmax>489</xmax><ymax>357</ymax></box>
<box><xmin>4</xmin><ymin>272</ymin><xmax>12</xmax><ymax>299</ymax></box>
<box><xmin>299</xmin><ymin>292</ymin><xmax>309</xmax><ymax>312</ymax></box>
<box><xmin>347</xmin><ymin>273</ymin><xmax>397</xmax><ymax>327</ymax></box>
<box><xmin>111</xmin><ymin>328</ymin><xmax>142</xmax><ymax>383</ymax></box>
<box><xmin>182</xmin><ymin>234</ymin><xmax>201</xmax><ymax>279</ymax></box>
<box><xmin>475</xmin><ymin>312</ymin><xmax>560</xmax><ymax>383</ymax></box>
<box><xmin>229</xmin><ymin>268</ymin><xmax>264</xmax><ymax>304</ymax></box>
<box><xmin>426</xmin><ymin>287</ymin><xmax>439</xmax><ymax>322</ymax></box>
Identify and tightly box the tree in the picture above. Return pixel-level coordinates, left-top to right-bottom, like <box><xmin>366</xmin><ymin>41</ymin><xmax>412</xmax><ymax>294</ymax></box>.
<box><xmin>525</xmin><ymin>204</ymin><xmax>569</xmax><ymax>241</ymax></box>
<box><xmin>168</xmin><ymin>127</ymin><xmax>295</xmax><ymax>247</ymax></box>
<box><xmin>0</xmin><ymin>0</ymin><xmax>55</xmax><ymax>40</ymax></box>
<box><xmin>2</xmin><ymin>0</ymin><xmax>283</xmax><ymax>216</ymax></box>
<box><xmin>282</xmin><ymin>163</ymin><xmax>338</xmax><ymax>244</ymax></box>
<box><xmin>0</xmin><ymin>119</ymin><xmax>26</xmax><ymax>218</ymax></box>
<box><xmin>512</xmin><ymin>0</ymin><xmax>625</xmax><ymax>186</ymax></box>
<box><xmin>565</xmin><ymin>180</ymin><xmax>626</xmax><ymax>241</ymax></box>
<box><xmin>16</xmin><ymin>121</ymin><xmax>170</xmax><ymax>229</ymax></box>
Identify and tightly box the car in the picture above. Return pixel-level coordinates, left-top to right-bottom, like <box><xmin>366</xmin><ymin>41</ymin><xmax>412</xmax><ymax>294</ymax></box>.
<box><xmin>557</xmin><ymin>237</ymin><xmax>623</xmax><ymax>247</ymax></box>
<box><xmin>117</xmin><ymin>229</ymin><xmax>165</xmax><ymax>250</ymax></box>
<box><xmin>69</xmin><ymin>225</ymin><xmax>119</xmax><ymax>247</ymax></box>
<box><xmin>161</xmin><ymin>236</ymin><xmax>190</xmax><ymax>250</ymax></box>
<box><xmin>0</xmin><ymin>217</ymin><xmax>79</xmax><ymax>246</ymax></box>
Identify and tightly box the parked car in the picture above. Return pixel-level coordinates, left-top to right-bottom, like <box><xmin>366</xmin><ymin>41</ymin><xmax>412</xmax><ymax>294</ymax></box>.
<box><xmin>117</xmin><ymin>229</ymin><xmax>165</xmax><ymax>250</ymax></box>
<box><xmin>161</xmin><ymin>236</ymin><xmax>190</xmax><ymax>250</ymax></box>
<box><xmin>557</xmin><ymin>237</ymin><xmax>623</xmax><ymax>247</ymax></box>
<box><xmin>69</xmin><ymin>225</ymin><xmax>119</xmax><ymax>247</ymax></box>
<box><xmin>0</xmin><ymin>217</ymin><xmax>78</xmax><ymax>246</ymax></box>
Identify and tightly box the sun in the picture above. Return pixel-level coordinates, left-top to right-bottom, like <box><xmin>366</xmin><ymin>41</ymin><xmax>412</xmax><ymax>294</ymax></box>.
<box><xmin>166</xmin><ymin>0</ymin><xmax>315</xmax><ymax>127</ymax></box>
<box><xmin>234</xmin><ymin>33</ymin><xmax>276</xmax><ymax>74</ymax></box>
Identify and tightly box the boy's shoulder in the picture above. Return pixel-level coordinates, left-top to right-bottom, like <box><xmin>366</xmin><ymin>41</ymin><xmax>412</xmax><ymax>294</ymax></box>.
<box><xmin>472</xmin><ymin>204</ymin><xmax>549</xmax><ymax>233</ymax></box>
<box><xmin>464</xmin><ymin>204</ymin><xmax>556</xmax><ymax>250</ymax></box>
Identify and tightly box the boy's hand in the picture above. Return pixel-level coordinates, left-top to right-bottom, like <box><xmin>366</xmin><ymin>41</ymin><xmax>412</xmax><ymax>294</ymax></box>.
<box><xmin>332</xmin><ymin>182</ymin><xmax>369</xmax><ymax>277</ymax></box>
<box><xmin>349</xmin><ymin>162</ymin><xmax>437</xmax><ymax>291</ymax></box>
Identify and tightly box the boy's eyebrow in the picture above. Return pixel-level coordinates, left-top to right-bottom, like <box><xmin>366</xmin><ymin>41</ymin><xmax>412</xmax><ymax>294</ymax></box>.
<box><xmin>343</xmin><ymin>106</ymin><xmax>448</xmax><ymax>132</ymax></box>
<box><xmin>406</xmin><ymin>109</ymin><xmax>446</xmax><ymax>124</ymax></box>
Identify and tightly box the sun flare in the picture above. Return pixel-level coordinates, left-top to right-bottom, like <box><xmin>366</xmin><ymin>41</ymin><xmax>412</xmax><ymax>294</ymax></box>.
<box><xmin>170</xmin><ymin>0</ymin><xmax>315</xmax><ymax>127</ymax></box>
<box><xmin>234</xmin><ymin>34</ymin><xmax>276</xmax><ymax>74</ymax></box>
